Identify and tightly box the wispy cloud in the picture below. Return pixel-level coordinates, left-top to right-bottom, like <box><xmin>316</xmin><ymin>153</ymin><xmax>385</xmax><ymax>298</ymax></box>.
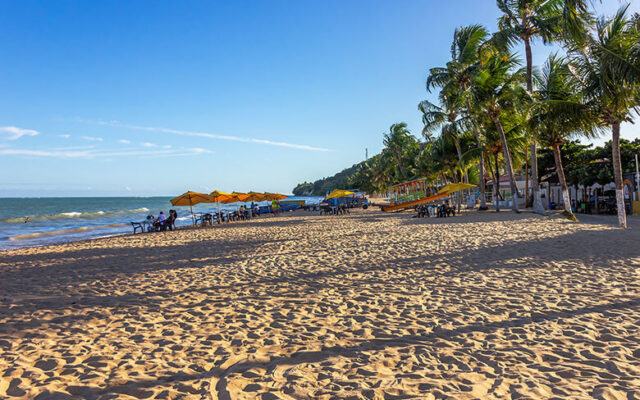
<box><xmin>0</xmin><ymin>147</ymin><xmax>212</xmax><ymax>159</ymax></box>
<box><xmin>0</xmin><ymin>126</ymin><xmax>39</xmax><ymax>140</ymax></box>
<box><xmin>140</xmin><ymin>142</ymin><xmax>156</xmax><ymax>147</ymax></box>
<box><xmin>118</xmin><ymin>139</ymin><xmax>131</xmax><ymax>144</ymax></box>
<box><xmin>58</xmin><ymin>134</ymin><xmax>71</xmax><ymax>139</ymax></box>
<box><xmin>82</xmin><ymin>119</ymin><xmax>328</xmax><ymax>151</ymax></box>
<box><xmin>81</xmin><ymin>136</ymin><xmax>103</xmax><ymax>142</ymax></box>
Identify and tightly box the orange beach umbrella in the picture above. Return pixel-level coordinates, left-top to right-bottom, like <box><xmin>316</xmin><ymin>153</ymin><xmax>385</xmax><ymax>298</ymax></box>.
<box><xmin>170</xmin><ymin>191</ymin><xmax>212</xmax><ymax>223</ymax></box>
<box><xmin>209</xmin><ymin>190</ymin><xmax>232</xmax><ymax>216</ymax></box>
<box><xmin>244</xmin><ymin>191</ymin><xmax>267</xmax><ymax>202</ymax></box>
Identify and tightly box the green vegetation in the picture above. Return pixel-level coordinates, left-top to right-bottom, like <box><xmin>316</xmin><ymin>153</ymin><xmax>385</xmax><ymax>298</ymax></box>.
<box><xmin>294</xmin><ymin>2</ymin><xmax>639</xmax><ymax>227</ymax></box>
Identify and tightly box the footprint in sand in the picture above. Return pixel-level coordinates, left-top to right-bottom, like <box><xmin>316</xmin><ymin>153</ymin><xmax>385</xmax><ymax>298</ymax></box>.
<box><xmin>34</xmin><ymin>359</ymin><xmax>58</xmax><ymax>371</ymax></box>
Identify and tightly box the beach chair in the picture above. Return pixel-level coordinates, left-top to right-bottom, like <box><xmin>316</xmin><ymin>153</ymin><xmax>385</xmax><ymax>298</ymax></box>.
<box><xmin>130</xmin><ymin>221</ymin><xmax>145</xmax><ymax>234</ymax></box>
<box><xmin>193</xmin><ymin>212</ymin><xmax>203</xmax><ymax>226</ymax></box>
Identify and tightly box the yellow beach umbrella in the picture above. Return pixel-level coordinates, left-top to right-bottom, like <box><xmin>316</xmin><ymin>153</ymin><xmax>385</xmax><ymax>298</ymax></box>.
<box><xmin>221</xmin><ymin>192</ymin><xmax>251</xmax><ymax>215</ymax></box>
<box><xmin>210</xmin><ymin>190</ymin><xmax>231</xmax><ymax>202</ymax></box>
<box><xmin>170</xmin><ymin>191</ymin><xmax>212</xmax><ymax>224</ymax></box>
<box><xmin>437</xmin><ymin>183</ymin><xmax>476</xmax><ymax>194</ymax></box>
<box><xmin>326</xmin><ymin>189</ymin><xmax>354</xmax><ymax>200</ymax></box>
<box><xmin>263</xmin><ymin>192</ymin><xmax>288</xmax><ymax>200</ymax></box>
<box><xmin>244</xmin><ymin>191</ymin><xmax>266</xmax><ymax>202</ymax></box>
<box><xmin>210</xmin><ymin>190</ymin><xmax>231</xmax><ymax>218</ymax></box>
<box><xmin>222</xmin><ymin>192</ymin><xmax>249</xmax><ymax>203</ymax></box>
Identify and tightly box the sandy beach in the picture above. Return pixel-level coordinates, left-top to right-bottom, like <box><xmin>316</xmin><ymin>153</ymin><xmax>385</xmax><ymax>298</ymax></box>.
<box><xmin>1</xmin><ymin>209</ymin><xmax>639</xmax><ymax>399</ymax></box>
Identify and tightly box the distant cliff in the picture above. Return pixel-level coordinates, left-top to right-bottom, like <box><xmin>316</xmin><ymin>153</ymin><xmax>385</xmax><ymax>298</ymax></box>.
<box><xmin>292</xmin><ymin>162</ymin><xmax>364</xmax><ymax>196</ymax></box>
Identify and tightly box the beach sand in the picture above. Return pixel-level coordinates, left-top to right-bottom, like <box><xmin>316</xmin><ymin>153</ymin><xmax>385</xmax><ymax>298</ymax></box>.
<box><xmin>1</xmin><ymin>209</ymin><xmax>639</xmax><ymax>399</ymax></box>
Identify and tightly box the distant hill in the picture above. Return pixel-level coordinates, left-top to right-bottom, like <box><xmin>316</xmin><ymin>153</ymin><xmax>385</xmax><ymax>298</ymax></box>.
<box><xmin>292</xmin><ymin>162</ymin><xmax>364</xmax><ymax>196</ymax></box>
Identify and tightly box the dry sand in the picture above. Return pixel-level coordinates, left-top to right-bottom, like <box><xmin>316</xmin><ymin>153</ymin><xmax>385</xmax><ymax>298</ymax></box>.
<box><xmin>1</xmin><ymin>209</ymin><xmax>639</xmax><ymax>399</ymax></box>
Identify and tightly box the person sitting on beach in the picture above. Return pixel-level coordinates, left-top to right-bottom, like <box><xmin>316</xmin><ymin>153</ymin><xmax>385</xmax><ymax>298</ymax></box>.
<box><xmin>443</xmin><ymin>201</ymin><xmax>455</xmax><ymax>217</ymax></box>
<box><xmin>153</xmin><ymin>211</ymin><xmax>166</xmax><ymax>230</ymax></box>
<box><xmin>437</xmin><ymin>203</ymin><xmax>445</xmax><ymax>218</ymax></box>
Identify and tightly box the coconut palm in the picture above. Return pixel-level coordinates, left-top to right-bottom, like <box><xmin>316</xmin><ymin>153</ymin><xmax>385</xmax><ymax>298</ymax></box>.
<box><xmin>567</xmin><ymin>7</ymin><xmax>640</xmax><ymax>228</ymax></box>
<box><xmin>418</xmin><ymin>93</ymin><xmax>469</xmax><ymax>184</ymax></box>
<box><xmin>461</xmin><ymin>112</ymin><xmax>528</xmax><ymax>212</ymax></box>
<box><xmin>530</xmin><ymin>54</ymin><xmax>600</xmax><ymax>219</ymax></box>
<box><xmin>382</xmin><ymin>123</ymin><xmax>420</xmax><ymax>184</ymax></box>
<box><xmin>494</xmin><ymin>0</ymin><xmax>591</xmax><ymax>213</ymax></box>
<box><xmin>426</xmin><ymin>24</ymin><xmax>490</xmax><ymax>210</ymax></box>
<box><xmin>470</xmin><ymin>51</ymin><xmax>527</xmax><ymax>212</ymax></box>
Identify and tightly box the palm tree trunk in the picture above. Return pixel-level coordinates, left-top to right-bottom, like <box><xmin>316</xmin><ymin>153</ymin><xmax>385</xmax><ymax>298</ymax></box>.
<box><xmin>524</xmin><ymin>37</ymin><xmax>545</xmax><ymax>214</ymax></box>
<box><xmin>454</xmin><ymin>139</ymin><xmax>468</xmax><ymax>184</ymax></box>
<box><xmin>450</xmin><ymin>167</ymin><xmax>461</xmax><ymax>213</ymax></box>
<box><xmin>612</xmin><ymin>121</ymin><xmax>627</xmax><ymax>228</ymax></box>
<box><xmin>552</xmin><ymin>143</ymin><xmax>574</xmax><ymax>216</ymax></box>
<box><xmin>492</xmin><ymin>116</ymin><xmax>519</xmax><ymax>212</ymax></box>
<box><xmin>492</xmin><ymin>153</ymin><xmax>500</xmax><ymax>212</ymax></box>
<box><xmin>465</xmin><ymin>98</ymin><xmax>487</xmax><ymax>210</ymax></box>
<box><xmin>525</xmin><ymin>147</ymin><xmax>530</xmax><ymax>205</ymax></box>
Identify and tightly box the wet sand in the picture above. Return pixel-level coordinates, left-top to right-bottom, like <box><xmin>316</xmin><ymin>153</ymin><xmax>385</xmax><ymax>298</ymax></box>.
<box><xmin>1</xmin><ymin>209</ymin><xmax>639</xmax><ymax>399</ymax></box>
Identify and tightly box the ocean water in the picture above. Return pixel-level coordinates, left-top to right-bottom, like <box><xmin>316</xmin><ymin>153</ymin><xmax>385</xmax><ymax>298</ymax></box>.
<box><xmin>0</xmin><ymin>196</ymin><xmax>323</xmax><ymax>250</ymax></box>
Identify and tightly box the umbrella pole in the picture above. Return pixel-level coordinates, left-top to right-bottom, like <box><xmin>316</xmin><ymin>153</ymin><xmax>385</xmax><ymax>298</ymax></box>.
<box><xmin>190</xmin><ymin>204</ymin><xmax>194</xmax><ymax>225</ymax></box>
<box><xmin>217</xmin><ymin>202</ymin><xmax>221</xmax><ymax>224</ymax></box>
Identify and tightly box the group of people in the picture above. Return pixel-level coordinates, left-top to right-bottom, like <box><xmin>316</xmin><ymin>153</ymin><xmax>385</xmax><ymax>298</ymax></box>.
<box><xmin>147</xmin><ymin>209</ymin><xmax>177</xmax><ymax>231</ymax></box>
<box><xmin>416</xmin><ymin>201</ymin><xmax>456</xmax><ymax>218</ymax></box>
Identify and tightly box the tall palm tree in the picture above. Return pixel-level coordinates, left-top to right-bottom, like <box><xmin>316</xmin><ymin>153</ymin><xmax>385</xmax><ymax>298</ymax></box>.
<box><xmin>494</xmin><ymin>0</ymin><xmax>590</xmax><ymax>214</ymax></box>
<box><xmin>382</xmin><ymin>123</ymin><xmax>419</xmax><ymax>184</ymax></box>
<box><xmin>568</xmin><ymin>7</ymin><xmax>640</xmax><ymax>228</ymax></box>
<box><xmin>418</xmin><ymin>93</ymin><xmax>469</xmax><ymax>184</ymax></box>
<box><xmin>470</xmin><ymin>51</ymin><xmax>527</xmax><ymax>212</ymax></box>
<box><xmin>462</xmin><ymin>112</ymin><xmax>528</xmax><ymax>212</ymax></box>
<box><xmin>427</xmin><ymin>24</ymin><xmax>490</xmax><ymax>210</ymax></box>
<box><xmin>531</xmin><ymin>54</ymin><xmax>600</xmax><ymax>219</ymax></box>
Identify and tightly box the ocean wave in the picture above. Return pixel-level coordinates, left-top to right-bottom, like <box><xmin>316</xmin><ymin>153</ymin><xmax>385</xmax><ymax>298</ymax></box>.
<box><xmin>2</xmin><ymin>207</ymin><xmax>151</xmax><ymax>224</ymax></box>
<box><xmin>8</xmin><ymin>223</ymin><xmax>128</xmax><ymax>241</ymax></box>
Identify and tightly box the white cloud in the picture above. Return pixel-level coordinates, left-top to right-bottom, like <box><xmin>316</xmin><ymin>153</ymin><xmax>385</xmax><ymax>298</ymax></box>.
<box><xmin>118</xmin><ymin>139</ymin><xmax>131</xmax><ymax>144</ymax></box>
<box><xmin>81</xmin><ymin>119</ymin><xmax>329</xmax><ymax>151</ymax></box>
<box><xmin>0</xmin><ymin>146</ymin><xmax>212</xmax><ymax>159</ymax></box>
<box><xmin>0</xmin><ymin>126</ymin><xmax>39</xmax><ymax>140</ymax></box>
<box><xmin>81</xmin><ymin>136</ymin><xmax>103</xmax><ymax>142</ymax></box>
<box><xmin>58</xmin><ymin>134</ymin><xmax>71</xmax><ymax>139</ymax></box>
<box><xmin>140</xmin><ymin>142</ymin><xmax>156</xmax><ymax>147</ymax></box>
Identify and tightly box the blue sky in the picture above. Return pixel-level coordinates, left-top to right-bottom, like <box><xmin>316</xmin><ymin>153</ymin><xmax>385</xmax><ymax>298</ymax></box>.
<box><xmin>1</xmin><ymin>1</ymin><xmax>638</xmax><ymax>197</ymax></box>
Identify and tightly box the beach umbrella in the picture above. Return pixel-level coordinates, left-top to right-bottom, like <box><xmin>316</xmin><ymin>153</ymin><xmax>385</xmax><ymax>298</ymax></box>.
<box><xmin>326</xmin><ymin>189</ymin><xmax>354</xmax><ymax>200</ymax></box>
<box><xmin>244</xmin><ymin>191</ymin><xmax>267</xmax><ymax>202</ymax></box>
<box><xmin>210</xmin><ymin>190</ymin><xmax>231</xmax><ymax>218</ymax></box>
<box><xmin>437</xmin><ymin>183</ymin><xmax>476</xmax><ymax>194</ymax></box>
<box><xmin>262</xmin><ymin>192</ymin><xmax>287</xmax><ymax>213</ymax></box>
<box><xmin>263</xmin><ymin>192</ymin><xmax>288</xmax><ymax>200</ymax></box>
<box><xmin>221</xmin><ymin>192</ymin><xmax>249</xmax><ymax>203</ymax></box>
<box><xmin>170</xmin><ymin>191</ymin><xmax>213</xmax><ymax>224</ymax></box>
<box><xmin>222</xmin><ymin>192</ymin><xmax>250</xmax><ymax>214</ymax></box>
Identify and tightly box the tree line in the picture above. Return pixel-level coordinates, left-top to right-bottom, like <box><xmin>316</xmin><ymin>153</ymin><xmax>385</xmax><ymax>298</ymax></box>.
<box><xmin>296</xmin><ymin>1</ymin><xmax>640</xmax><ymax>227</ymax></box>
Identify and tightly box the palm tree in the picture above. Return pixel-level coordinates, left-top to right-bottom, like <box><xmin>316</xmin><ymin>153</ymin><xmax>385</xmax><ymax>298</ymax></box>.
<box><xmin>568</xmin><ymin>7</ymin><xmax>640</xmax><ymax>228</ymax></box>
<box><xmin>418</xmin><ymin>93</ymin><xmax>469</xmax><ymax>184</ymax></box>
<box><xmin>531</xmin><ymin>54</ymin><xmax>600</xmax><ymax>219</ymax></box>
<box><xmin>427</xmin><ymin>24</ymin><xmax>490</xmax><ymax>210</ymax></box>
<box><xmin>462</xmin><ymin>112</ymin><xmax>528</xmax><ymax>212</ymax></box>
<box><xmin>470</xmin><ymin>51</ymin><xmax>527</xmax><ymax>212</ymax></box>
<box><xmin>494</xmin><ymin>0</ymin><xmax>590</xmax><ymax>214</ymax></box>
<box><xmin>382</xmin><ymin>123</ymin><xmax>419</xmax><ymax>184</ymax></box>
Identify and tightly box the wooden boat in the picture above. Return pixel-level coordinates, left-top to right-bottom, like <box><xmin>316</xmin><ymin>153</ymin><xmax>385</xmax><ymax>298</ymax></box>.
<box><xmin>382</xmin><ymin>178</ymin><xmax>448</xmax><ymax>212</ymax></box>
